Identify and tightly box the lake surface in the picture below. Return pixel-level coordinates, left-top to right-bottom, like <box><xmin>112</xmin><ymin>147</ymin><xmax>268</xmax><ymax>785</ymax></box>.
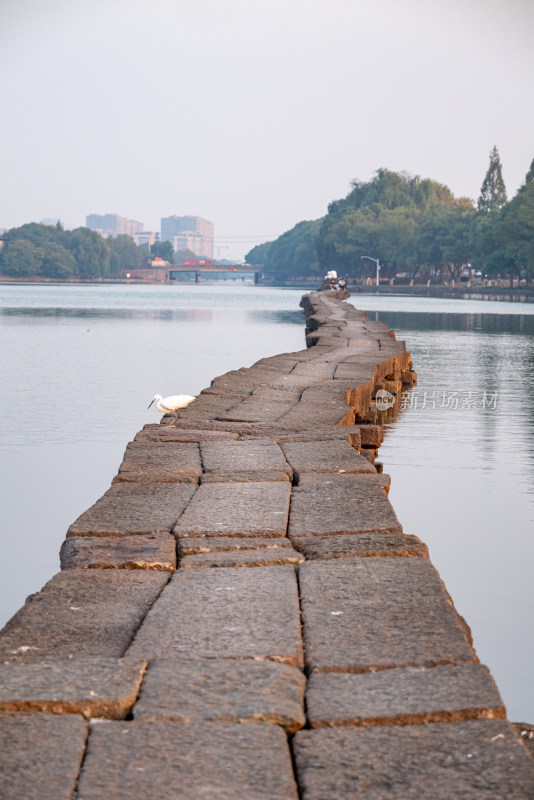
<box><xmin>0</xmin><ymin>284</ymin><xmax>532</xmax><ymax>721</ymax></box>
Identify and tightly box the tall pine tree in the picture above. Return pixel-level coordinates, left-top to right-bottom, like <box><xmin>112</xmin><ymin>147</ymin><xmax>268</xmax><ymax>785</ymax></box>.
<box><xmin>478</xmin><ymin>146</ymin><xmax>507</xmax><ymax>213</ymax></box>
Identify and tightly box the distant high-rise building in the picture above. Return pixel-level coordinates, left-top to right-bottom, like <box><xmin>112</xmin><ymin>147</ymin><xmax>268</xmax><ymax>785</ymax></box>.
<box><xmin>86</xmin><ymin>213</ymin><xmax>144</xmax><ymax>238</ymax></box>
<box><xmin>160</xmin><ymin>215</ymin><xmax>213</xmax><ymax>259</ymax></box>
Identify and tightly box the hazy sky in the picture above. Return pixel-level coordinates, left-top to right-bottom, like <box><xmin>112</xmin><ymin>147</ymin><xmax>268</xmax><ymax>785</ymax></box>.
<box><xmin>1</xmin><ymin>0</ymin><xmax>533</xmax><ymax>260</ymax></box>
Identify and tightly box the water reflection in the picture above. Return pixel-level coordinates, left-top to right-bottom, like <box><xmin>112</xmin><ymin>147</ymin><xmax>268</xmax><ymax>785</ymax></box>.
<box><xmin>0</xmin><ymin>306</ymin><xmax>214</xmax><ymax>322</ymax></box>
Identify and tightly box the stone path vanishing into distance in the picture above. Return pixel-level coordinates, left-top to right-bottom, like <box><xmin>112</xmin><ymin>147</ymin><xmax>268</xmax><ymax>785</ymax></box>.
<box><xmin>1</xmin><ymin>291</ymin><xmax>533</xmax><ymax>799</ymax></box>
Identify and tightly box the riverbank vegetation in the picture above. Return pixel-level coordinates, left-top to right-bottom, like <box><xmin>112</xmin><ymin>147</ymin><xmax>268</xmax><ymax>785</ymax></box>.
<box><xmin>246</xmin><ymin>148</ymin><xmax>534</xmax><ymax>284</ymax></box>
<box><xmin>0</xmin><ymin>224</ymin><xmax>204</xmax><ymax>280</ymax></box>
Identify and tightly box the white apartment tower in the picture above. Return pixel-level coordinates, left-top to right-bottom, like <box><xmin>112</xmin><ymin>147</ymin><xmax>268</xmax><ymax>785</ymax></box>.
<box><xmin>86</xmin><ymin>214</ymin><xmax>144</xmax><ymax>238</ymax></box>
<box><xmin>160</xmin><ymin>215</ymin><xmax>214</xmax><ymax>259</ymax></box>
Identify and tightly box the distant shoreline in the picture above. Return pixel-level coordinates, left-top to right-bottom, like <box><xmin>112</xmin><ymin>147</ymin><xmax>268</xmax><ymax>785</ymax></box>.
<box><xmin>1</xmin><ymin>276</ymin><xmax>533</xmax><ymax>304</ymax></box>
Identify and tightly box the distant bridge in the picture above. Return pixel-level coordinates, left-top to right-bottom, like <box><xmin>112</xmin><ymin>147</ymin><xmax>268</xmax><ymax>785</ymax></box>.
<box><xmin>122</xmin><ymin>264</ymin><xmax>262</xmax><ymax>284</ymax></box>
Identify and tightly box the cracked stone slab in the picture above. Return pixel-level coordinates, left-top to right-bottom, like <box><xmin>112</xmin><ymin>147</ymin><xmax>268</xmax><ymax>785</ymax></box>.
<box><xmin>281</xmin><ymin>440</ymin><xmax>375</xmax><ymax>479</ymax></box>
<box><xmin>179</xmin><ymin>547</ymin><xmax>304</xmax><ymax>569</ymax></box>
<box><xmin>113</xmin><ymin>442</ymin><xmax>202</xmax><ymax>483</ymax></box>
<box><xmin>177</xmin><ymin>536</ymin><xmax>294</xmax><ymax>556</ymax></box>
<box><xmin>289</xmin><ymin>474</ymin><xmax>402</xmax><ymax>539</ymax></box>
<box><xmin>299</xmin><ymin>558</ymin><xmax>475</xmax><ymax>673</ymax></box>
<box><xmin>0</xmin><ymin>657</ymin><xmax>146</xmax><ymax>719</ymax></box>
<box><xmin>126</xmin><ymin>566</ymin><xmax>303</xmax><ymax>667</ymax></box>
<box><xmin>200</xmin><ymin>440</ymin><xmax>291</xmax><ymax>477</ymax></box>
<box><xmin>133</xmin><ymin>658</ymin><xmax>305</xmax><ymax>732</ymax></box>
<box><xmin>77</xmin><ymin>720</ymin><xmax>299</xmax><ymax>800</ymax></box>
<box><xmin>216</xmin><ymin>397</ymin><xmax>297</xmax><ymax>423</ymax></box>
<box><xmin>200</xmin><ymin>470</ymin><xmax>291</xmax><ymax>482</ymax></box>
<box><xmin>276</xmin><ymin>402</ymin><xmax>355</xmax><ymax>431</ymax></box>
<box><xmin>173</xmin><ymin>482</ymin><xmax>291</xmax><ymax>538</ymax></box>
<box><xmin>293</xmin><ymin>720</ymin><xmax>534</xmax><ymax>799</ymax></box>
<box><xmin>306</xmin><ymin>664</ymin><xmax>505</xmax><ymax>728</ymax></box>
<box><xmin>134</xmin><ymin>425</ymin><xmax>239</xmax><ymax>443</ymax></box>
<box><xmin>0</xmin><ymin>570</ymin><xmax>168</xmax><ymax>663</ymax></box>
<box><xmin>293</xmin><ymin>532</ymin><xmax>428</xmax><ymax>560</ymax></box>
<box><xmin>68</xmin><ymin>483</ymin><xmax>197</xmax><ymax>536</ymax></box>
<box><xmin>60</xmin><ymin>533</ymin><xmax>176</xmax><ymax>570</ymax></box>
<box><xmin>0</xmin><ymin>712</ymin><xmax>88</xmax><ymax>800</ymax></box>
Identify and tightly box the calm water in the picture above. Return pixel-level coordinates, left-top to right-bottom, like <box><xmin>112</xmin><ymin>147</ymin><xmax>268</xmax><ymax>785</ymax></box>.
<box><xmin>0</xmin><ymin>284</ymin><xmax>533</xmax><ymax>721</ymax></box>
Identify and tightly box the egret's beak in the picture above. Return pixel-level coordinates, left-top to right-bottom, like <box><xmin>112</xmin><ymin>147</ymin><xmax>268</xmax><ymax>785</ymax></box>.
<box><xmin>147</xmin><ymin>398</ymin><xmax>156</xmax><ymax>410</ymax></box>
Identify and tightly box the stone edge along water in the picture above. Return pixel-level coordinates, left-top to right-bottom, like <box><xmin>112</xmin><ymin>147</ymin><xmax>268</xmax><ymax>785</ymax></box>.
<box><xmin>0</xmin><ymin>290</ymin><xmax>532</xmax><ymax>800</ymax></box>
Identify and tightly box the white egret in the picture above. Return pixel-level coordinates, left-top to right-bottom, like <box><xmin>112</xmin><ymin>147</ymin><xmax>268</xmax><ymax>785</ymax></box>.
<box><xmin>148</xmin><ymin>393</ymin><xmax>196</xmax><ymax>426</ymax></box>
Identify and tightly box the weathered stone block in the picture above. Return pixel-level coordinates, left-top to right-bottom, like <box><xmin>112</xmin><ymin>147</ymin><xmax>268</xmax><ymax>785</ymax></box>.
<box><xmin>217</xmin><ymin>398</ymin><xmax>297</xmax><ymax>423</ymax></box>
<box><xmin>299</xmin><ymin>558</ymin><xmax>475</xmax><ymax>672</ymax></box>
<box><xmin>293</xmin><ymin>720</ymin><xmax>534</xmax><ymax>799</ymax></box>
<box><xmin>0</xmin><ymin>570</ymin><xmax>168</xmax><ymax>663</ymax></box>
<box><xmin>200</xmin><ymin>470</ymin><xmax>290</xmax><ymax>482</ymax></box>
<box><xmin>0</xmin><ymin>712</ymin><xmax>88</xmax><ymax>800</ymax></box>
<box><xmin>177</xmin><ymin>536</ymin><xmax>294</xmax><ymax>556</ymax></box>
<box><xmin>0</xmin><ymin>657</ymin><xmax>146</xmax><ymax>719</ymax></box>
<box><xmin>68</xmin><ymin>483</ymin><xmax>197</xmax><ymax>537</ymax></box>
<box><xmin>289</xmin><ymin>474</ymin><xmax>402</xmax><ymax>539</ymax></box>
<box><xmin>113</xmin><ymin>442</ymin><xmax>202</xmax><ymax>483</ymax></box>
<box><xmin>60</xmin><ymin>533</ymin><xmax>176</xmax><ymax>570</ymax></box>
<box><xmin>126</xmin><ymin>566</ymin><xmax>303</xmax><ymax>667</ymax></box>
<box><xmin>134</xmin><ymin>658</ymin><xmax>305</xmax><ymax>732</ymax></box>
<box><xmin>173</xmin><ymin>482</ymin><xmax>291</xmax><ymax>538</ymax></box>
<box><xmin>358</xmin><ymin>424</ymin><xmax>384</xmax><ymax>446</ymax></box>
<box><xmin>134</xmin><ymin>425</ymin><xmax>239</xmax><ymax>443</ymax></box>
<box><xmin>306</xmin><ymin>664</ymin><xmax>505</xmax><ymax>727</ymax></box>
<box><xmin>277</xmin><ymin>403</ymin><xmax>355</xmax><ymax>431</ymax></box>
<box><xmin>78</xmin><ymin>720</ymin><xmax>299</xmax><ymax>799</ymax></box>
<box><xmin>200</xmin><ymin>440</ymin><xmax>291</xmax><ymax>476</ymax></box>
<box><xmin>281</xmin><ymin>440</ymin><xmax>375</xmax><ymax>479</ymax></box>
<box><xmin>293</xmin><ymin>532</ymin><xmax>428</xmax><ymax>560</ymax></box>
<box><xmin>179</xmin><ymin>547</ymin><xmax>304</xmax><ymax>569</ymax></box>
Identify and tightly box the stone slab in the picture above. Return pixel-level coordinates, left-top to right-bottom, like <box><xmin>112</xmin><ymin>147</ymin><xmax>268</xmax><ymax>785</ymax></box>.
<box><xmin>133</xmin><ymin>658</ymin><xmax>305</xmax><ymax>732</ymax></box>
<box><xmin>134</xmin><ymin>425</ymin><xmax>239</xmax><ymax>443</ymax></box>
<box><xmin>306</xmin><ymin>664</ymin><xmax>505</xmax><ymax>727</ymax></box>
<box><xmin>68</xmin><ymin>483</ymin><xmax>197</xmax><ymax>536</ymax></box>
<box><xmin>277</xmin><ymin>402</ymin><xmax>355</xmax><ymax>431</ymax></box>
<box><xmin>0</xmin><ymin>570</ymin><xmax>168</xmax><ymax>663</ymax></box>
<box><xmin>179</xmin><ymin>547</ymin><xmax>304</xmax><ymax>569</ymax></box>
<box><xmin>0</xmin><ymin>657</ymin><xmax>146</xmax><ymax>719</ymax></box>
<box><xmin>60</xmin><ymin>533</ymin><xmax>176</xmax><ymax>570</ymax></box>
<box><xmin>173</xmin><ymin>481</ymin><xmax>291</xmax><ymax>538</ymax></box>
<box><xmin>127</xmin><ymin>566</ymin><xmax>303</xmax><ymax>667</ymax></box>
<box><xmin>177</xmin><ymin>536</ymin><xmax>294</xmax><ymax>556</ymax></box>
<box><xmin>299</xmin><ymin>558</ymin><xmax>475</xmax><ymax>673</ymax></box>
<box><xmin>289</xmin><ymin>474</ymin><xmax>402</xmax><ymax>538</ymax></box>
<box><xmin>200</xmin><ymin>470</ymin><xmax>290</xmax><ymax>482</ymax></box>
<box><xmin>77</xmin><ymin>720</ymin><xmax>298</xmax><ymax>800</ymax></box>
<box><xmin>216</xmin><ymin>398</ymin><xmax>296</xmax><ymax>423</ymax></box>
<box><xmin>281</xmin><ymin>440</ymin><xmax>375</xmax><ymax>479</ymax></box>
<box><xmin>293</xmin><ymin>532</ymin><xmax>428</xmax><ymax>560</ymax></box>
<box><xmin>113</xmin><ymin>442</ymin><xmax>202</xmax><ymax>483</ymax></box>
<box><xmin>200</xmin><ymin>440</ymin><xmax>291</xmax><ymax>476</ymax></box>
<box><xmin>293</xmin><ymin>720</ymin><xmax>534</xmax><ymax>799</ymax></box>
<box><xmin>0</xmin><ymin>712</ymin><xmax>88</xmax><ymax>800</ymax></box>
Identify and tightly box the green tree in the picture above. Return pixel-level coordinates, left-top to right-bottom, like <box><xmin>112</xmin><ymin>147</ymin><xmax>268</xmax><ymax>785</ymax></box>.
<box><xmin>245</xmin><ymin>219</ymin><xmax>321</xmax><ymax>281</ymax></box>
<box><xmin>150</xmin><ymin>241</ymin><xmax>175</xmax><ymax>262</ymax></box>
<box><xmin>1</xmin><ymin>239</ymin><xmax>44</xmax><ymax>276</ymax></box>
<box><xmin>494</xmin><ymin>181</ymin><xmax>534</xmax><ymax>277</ymax></box>
<box><xmin>478</xmin><ymin>146</ymin><xmax>507</xmax><ymax>213</ymax></box>
<box><xmin>40</xmin><ymin>242</ymin><xmax>78</xmax><ymax>278</ymax></box>
<box><xmin>111</xmin><ymin>235</ymin><xmax>144</xmax><ymax>272</ymax></box>
<box><xmin>66</xmin><ymin>228</ymin><xmax>118</xmax><ymax>278</ymax></box>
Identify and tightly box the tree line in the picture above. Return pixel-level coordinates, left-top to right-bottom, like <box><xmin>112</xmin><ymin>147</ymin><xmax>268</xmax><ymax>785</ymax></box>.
<box><xmin>0</xmin><ymin>224</ymin><xmax>198</xmax><ymax>279</ymax></box>
<box><xmin>246</xmin><ymin>148</ymin><xmax>534</xmax><ymax>283</ymax></box>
